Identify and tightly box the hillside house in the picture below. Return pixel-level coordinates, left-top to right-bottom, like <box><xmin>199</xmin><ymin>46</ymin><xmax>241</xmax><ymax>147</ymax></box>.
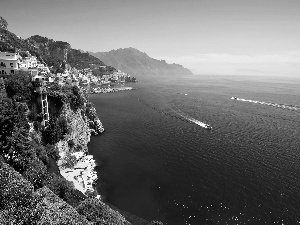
<box><xmin>0</xmin><ymin>52</ymin><xmax>22</xmax><ymax>75</ymax></box>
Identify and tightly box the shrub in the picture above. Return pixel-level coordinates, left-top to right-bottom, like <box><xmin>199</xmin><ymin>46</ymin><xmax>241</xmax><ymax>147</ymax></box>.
<box><xmin>22</xmin><ymin>159</ymin><xmax>50</xmax><ymax>189</ymax></box>
<box><xmin>42</xmin><ymin>117</ymin><xmax>67</xmax><ymax>144</ymax></box>
<box><xmin>0</xmin><ymin>162</ymin><xmax>41</xmax><ymax>224</ymax></box>
<box><xmin>33</xmin><ymin>121</ymin><xmax>42</xmax><ymax>131</ymax></box>
<box><xmin>0</xmin><ymin>162</ymin><xmax>34</xmax><ymax>209</ymax></box>
<box><xmin>60</xmin><ymin>152</ymin><xmax>77</xmax><ymax>169</ymax></box>
<box><xmin>45</xmin><ymin>144</ymin><xmax>60</xmax><ymax>161</ymax></box>
<box><xmin>5</xmin><ymin>71</ymin><xmax>33</xmax><ymax>101</ymax></box>
<box><xmin>68</xmin><ymin>139</ymin><xmax>75</xmax><ymax>148</ymax></box>
<box><xmin>46</xmin><ymin>173</ymin><xmax>75</xmax><ymax>204</ymax></box>
<box><xmin>36</xmin><ymin>145</ymin><xmax>49</xmax><ymax>165</ymax></box>
<box><xmin>76</xmin><ymin>198</ymin><xmax>130</xmax><ymax>224</ymax></box>
<box><xmin>33</xmin><ymin>186</ymin><xmax>91</xmax><ymax>225</ymax></box>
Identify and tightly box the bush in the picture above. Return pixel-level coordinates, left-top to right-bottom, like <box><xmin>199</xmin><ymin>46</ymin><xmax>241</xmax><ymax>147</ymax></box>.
<box><xmin>22</xmin><ymin>159</ymin><xmax>50</xmax><ymax>189</ymax></box>
<box><xmin>68</xmin><ymin>139</ymin><xmax>75</xmax><ymax>148</ymax></box>
<box><xmin>0</xmin><ymin>162</ymin><xmax>41</xmax><ymax>224</ymax></box>
<box><xmin>33</xmin><ymin>186</ymin><xmax>91</xmax><ymax>225</ymax></box>
<box><xmin>60</xmin><ymin>152</ymin><xmax>77</xmax><ymax>169</ymax></box>
<box><xmin>33</xmin><ymin>121</ymin><xmax>42</xmax><ymax>131</ymax></box>
<box><xmin>46</xmin><ymin>173</ymin><xmax>75</xmax><ymax>204</ymax></box>
<box><xmin>76</xmin><ymin>198</ymin><xmax>130</xmax><ymax>224</ymax></box>
<box><xmin>0</xmin><ymin>162</ymin><xmax>34</xmax><ymax>209</ymax></box>
<box><xmin>42</xmin><ymin>117</ymin><xmax>68</xmax><ymax>144</ymax></box>
<box><xmin>36</xmin><ymin>145</ymin><xmax>49</xmax><ymax>165</ymax></box>
<box><xmin>45</xmin><ymin>144</ymin><xmax>60</xmax><ymax>161</ymax></box>
<box><xmin>5</xmin><ymin>71</ymin><xmax>33</xmax><ymax>101</ymax></box>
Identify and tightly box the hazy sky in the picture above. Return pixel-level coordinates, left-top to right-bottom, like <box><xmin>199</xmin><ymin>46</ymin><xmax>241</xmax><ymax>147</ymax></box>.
<box><xmin>1</xmin><ymin>0</ymin><xmax>299</xmax><ymax>75</ymax></box>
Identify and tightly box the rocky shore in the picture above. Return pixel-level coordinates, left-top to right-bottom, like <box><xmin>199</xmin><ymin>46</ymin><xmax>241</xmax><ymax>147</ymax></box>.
<box><xmin>55</xmin><ymin>102</ymin><xmax>104</xmax><ymax>196</ymax></box>
<box><xmin>90</xmin><ymin>86</ymin><xmax>134</xmax><ymax>94</ymax></box>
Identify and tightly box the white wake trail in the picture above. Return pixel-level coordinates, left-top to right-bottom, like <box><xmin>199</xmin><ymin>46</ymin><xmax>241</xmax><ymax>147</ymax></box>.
<box><xmin>184</xmin><ymin>116</ymin><xmax>212</xmax><ymax>129</ymax></box>
<box><xmin>231</xmin><ymin>97</ymin><xmax>300</xmax><ymax>111</ymax></box>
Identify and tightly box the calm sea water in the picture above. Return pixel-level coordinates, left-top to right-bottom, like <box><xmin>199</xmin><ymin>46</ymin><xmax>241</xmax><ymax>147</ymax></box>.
<box><xmin>88</xmin><ymin>74</ymin><xmax>300</xmax><ymax>225</ymax></box>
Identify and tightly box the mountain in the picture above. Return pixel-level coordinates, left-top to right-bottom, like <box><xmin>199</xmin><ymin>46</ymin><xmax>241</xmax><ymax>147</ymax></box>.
<box><xmin>90</xmin><ymin>47</ymin><xmax>193</xmax><ymax>77</ymax></box>
<box><xmin>0</xmin><ymin>18</ymin><xmax>115</xmax><ymax>74</ymax></box>
<box><xmin>26</xmin><ymin>35</ymin><xmax>117</xmax><ymax>74</ymax></box>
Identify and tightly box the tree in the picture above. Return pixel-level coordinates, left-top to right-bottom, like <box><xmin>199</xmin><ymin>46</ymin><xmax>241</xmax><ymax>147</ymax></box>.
<box><xmin>23</xmin><ymin>159</ymin><xmax>50</xmax><ymax>189</ymax></box>
<box><xmin>45</xmin><ymin>173</ymin><xmax>75</xmax><ymax>204</ymax></box>
<box><xmin>76</xmin><ymin>198</ymin><xmax>130</xmax><ymax>225</ymax></box>
<box><xmin>0</xmin><ymin>16</ymin><xmax>8</xmax><ymax>30</ymax></box>
<box><xmin>5</xmin><ymin>71</ymin><xmax>33</xmax><ymax>101</ymax></box>
<box><xmin>0</xmin><ymin>161</ymin><xmax>40</xmax><ymax>224</ymax></box>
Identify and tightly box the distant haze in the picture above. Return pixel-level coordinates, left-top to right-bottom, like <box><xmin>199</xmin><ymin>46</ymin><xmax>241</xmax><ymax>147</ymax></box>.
<box><xmin>1</xmin><ymin>0</ymin><xmax>299</xmax><ymax>76</ymax></box>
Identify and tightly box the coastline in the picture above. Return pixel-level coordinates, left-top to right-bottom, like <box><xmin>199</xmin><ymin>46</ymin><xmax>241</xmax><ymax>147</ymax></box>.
<box><xmin>55</xmin><ymin>101</ymin><xmax>104</xmax><ymax>196</ymax></box>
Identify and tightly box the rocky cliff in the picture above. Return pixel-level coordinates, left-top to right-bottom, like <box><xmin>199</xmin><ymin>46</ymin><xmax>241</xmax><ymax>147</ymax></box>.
<box><xmin>90</xmin><ymin>47</ymin><xmax>193</xmax><ymax>77</ymax></box>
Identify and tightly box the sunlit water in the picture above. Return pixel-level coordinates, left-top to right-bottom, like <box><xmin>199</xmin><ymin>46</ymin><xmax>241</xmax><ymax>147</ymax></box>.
<box><xmin>88</xmin><ymin>74</ymin><xmax>300</xmax><ymax>224</ymax></box>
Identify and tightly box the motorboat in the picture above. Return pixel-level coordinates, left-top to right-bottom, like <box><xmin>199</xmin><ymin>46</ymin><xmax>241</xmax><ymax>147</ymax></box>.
<box><xmin>206</xmin><ymin>125</ymin><xmax>212</xmax><ymax>130</ymax></box>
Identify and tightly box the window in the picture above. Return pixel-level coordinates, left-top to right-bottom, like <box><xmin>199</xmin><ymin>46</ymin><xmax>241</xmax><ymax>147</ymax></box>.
<box><xmin>11</xmin><ymin>70</ymin><xmax>14</xmax><ymax>74</ymax></box>
<box><xmin>10</xmin><ymin>63</ymin><xmax>13</xmax><ymax>67</ymax></box>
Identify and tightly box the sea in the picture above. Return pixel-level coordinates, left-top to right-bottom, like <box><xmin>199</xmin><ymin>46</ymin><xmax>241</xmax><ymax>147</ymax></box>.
<box><xmin>88</xmin><ymin>74</ymin><xmax>300</xmax><ymax>225</ymax></box>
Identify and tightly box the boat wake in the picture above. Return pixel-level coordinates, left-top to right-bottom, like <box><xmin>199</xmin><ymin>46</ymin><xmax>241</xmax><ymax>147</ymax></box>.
<box><xmin>231</xmin><ymin>97</ymin><xmax>300</xmax><ymax>111</ymax></box>
<box><xmin>131</xmin><ymin>94</ymin><xmax>212</xmax><ymax>129</ymax></box>
<box><xmin>183</xmin><ymin>115</ymin><xmax>212</xmax><ymax>129</ymax></box>
<box><xmin>170</xmin><ymin>105</ymin><xmax>212</xmax><ymax>129</ymax></box>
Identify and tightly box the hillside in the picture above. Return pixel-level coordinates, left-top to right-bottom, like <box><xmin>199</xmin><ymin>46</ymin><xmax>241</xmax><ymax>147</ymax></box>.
<box><xmin>0</xmin><ymin>16</ymin><xmax>161</xmax><ymax>224</ymax></box>
<box><xmin>90</xmin><ymin>47</ymin><xmax>193</xmax><ymax>77</ymax></box>
<box><xmin>0</xmin><ymin>16</ymin><xmax>115</xmax><ymax>74</ymax></box>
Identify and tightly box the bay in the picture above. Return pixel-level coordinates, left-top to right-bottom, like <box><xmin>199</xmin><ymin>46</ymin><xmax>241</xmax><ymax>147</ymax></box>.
<box><xmin>89</xmin><ymin>74</ymin><xmax>300</xmax><ymax>224</ymax></box>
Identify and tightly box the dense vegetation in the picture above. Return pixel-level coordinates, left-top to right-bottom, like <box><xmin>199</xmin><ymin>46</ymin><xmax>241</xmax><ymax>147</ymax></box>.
<box><xmin>0</xmin><ymin>24</ymin><xmax>116</xmax><ymax>75</ymax></box>
<box><xmin>0</xmin><ymin>17</ymin><xmax>163</xmax><ymax>224</ymax></box>
<box><xmin>0</xmin><ymin>74</ymin><xmax>131</xmax><ymax>224</ymax></box>
<box><xmin>27</xmin><ymin>35</ymin><xmax>117</xmax><ymax>74</ymax></box>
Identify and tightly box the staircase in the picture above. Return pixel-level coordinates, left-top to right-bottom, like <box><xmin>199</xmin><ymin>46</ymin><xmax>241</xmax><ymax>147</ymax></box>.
<box><xmin>32</xmin><ymin>77</ymin><xmax>49</xmax><ymax>128</ymax></box>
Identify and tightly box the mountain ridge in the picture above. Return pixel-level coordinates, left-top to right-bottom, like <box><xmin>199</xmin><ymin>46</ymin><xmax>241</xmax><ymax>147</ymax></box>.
<box><xmin>90</xmin><ymin>47</ymin><xmax>193</xmax><ymax>77</ymax></box>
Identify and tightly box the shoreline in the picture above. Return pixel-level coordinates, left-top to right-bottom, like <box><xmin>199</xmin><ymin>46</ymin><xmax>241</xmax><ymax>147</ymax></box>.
<box><xmin>90</xmin><ymin>86</ymin><xmax>135</xmax><ymax>94</ymax></box>
<box><xmin>55</xmin><ymin>102</ymin><xmax>105</xmax><ymax>197</ymax></box>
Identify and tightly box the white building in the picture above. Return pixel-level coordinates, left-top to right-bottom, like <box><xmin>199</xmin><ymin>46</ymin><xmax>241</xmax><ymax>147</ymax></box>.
<box><xmin>19</xmin><ymin>56</ymin><xmax>38</xmax><ymax>71</ymax></box>
<box><xmin>0</xmin><ymin>52</ymin><xmax>22</xmax><ymax>75</ymax></box>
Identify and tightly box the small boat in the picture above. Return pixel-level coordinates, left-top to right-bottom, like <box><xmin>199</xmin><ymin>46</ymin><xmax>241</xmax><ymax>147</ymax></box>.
<box><xmin>206</xmin><ymin>125</ymin><xmax>212</xmax><ymax>130</ymax></box>
<box><xmin>231</xmin><ymin>96</ymin><xmax>237</xmax><ymax>100</ymax></box>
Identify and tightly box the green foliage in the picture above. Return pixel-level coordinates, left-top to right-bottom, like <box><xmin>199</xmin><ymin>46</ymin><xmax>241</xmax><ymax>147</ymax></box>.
<box><xmin>0</xmin><ymin>16</ymin><xmax>8</xmax><ymax>30</ymax></box>
<box><xmin>5</xmin><ymin>71</ymin><xmax>33</xmax><ymax>100</ymax></box>
<box><xmin>0</xmin><ymin>162</ymin><xmax>42</xmax><ymax>225</ymax></box>
<box><xmin>0</xmin><ymin>100</ymin><xmax>29</xmax><ymax>151</ymax></box>
<box><xmin>0</xmin><ymin>162</ymin><xmax>34</xmax><ymax>209</ymax></box>
<box><xmin>0</xmin><ymin>99</ymin><xmax>37</xmax><ymax>173</ymax></box>
<box><xmin>70</xmin><ymin>86</ymin><xmax>85</xmax><ymax>110</ymax></box>
<box><xmin>42</xmin><ymin>117</ymin><xmax>68</xmax><ymax>145</ymax></box>
<box><xmin>45</xmin><ymin>144</ymin><xmax>60</xmax><ymax>161</ymax></box>
<box><xmin>33</xmin><ymin>186</ymin><xmax>92</xmax><ymax>225</ymax></box>
<box><xmin>68</xmin><ymin>139</ymin><xmax>75</xmax><ymax>148</ymax></box>
<box><xmin>60</xmin><ymin>152</ymin><xmax>77</xmax><ymax>169</ymax></box>
<box><xmin>36</xmin><ymin>144</ymin><xmax>49</xmax><ymax>164</ymax></box>
<box><xmin>23</xmin><ymin>159</ymin><xmax>50</xmax><ymax>189</ymax></box>
<box><xmin>47</xmin><ymin>83</ymin><xmax>87</xmax><ymax>112</ymax></box>
<box><xmin>45</xmin><ymin>173</ymin><xmax>75</xmax><ymax>204</ymax></box>
<box><xmin>76</xmin><ymin>198</ymin><xmax>130</xmax><ymax>225</ymax></box>
<box><xmin>5</xmin><ymin>127</ymin><xmax>37</xmax><ymax>173</ymax></box>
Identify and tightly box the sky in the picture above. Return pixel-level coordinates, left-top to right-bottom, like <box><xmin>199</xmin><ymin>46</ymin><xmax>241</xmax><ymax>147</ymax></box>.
<box><xmin>1</xmin><ymin>0</ymin><xmax>300</xmax><ymax>76</ymax></box>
